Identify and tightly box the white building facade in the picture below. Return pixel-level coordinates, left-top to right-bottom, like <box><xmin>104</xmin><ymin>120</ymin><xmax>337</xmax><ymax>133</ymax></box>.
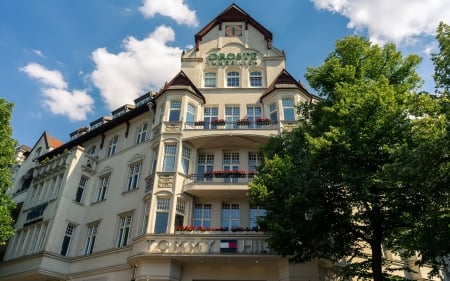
<box><xmin>1</xmin><ymin>4</ymin><xmax>444</xmax><ymax>281</ymax></box>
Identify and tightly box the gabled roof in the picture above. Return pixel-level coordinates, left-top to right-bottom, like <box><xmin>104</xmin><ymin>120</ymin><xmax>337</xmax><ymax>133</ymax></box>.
<box><xmin>261</xmin><ymin>69</ymin><xmax>313</xmax><ymax>101</ymax></box>
<box><xmin>154</xmin><ymin>71</ymin><xmax>205</xmax><ymax>103</ymax></box>
<box><xmin>194</xmin><ymin>3</ymin><xmax>273</xmax><ymax>50</ymax></box>
<box><xmin>44</xmin><ymin>131</ymin><xmax>64</xmax><ymax>149</ymax></box>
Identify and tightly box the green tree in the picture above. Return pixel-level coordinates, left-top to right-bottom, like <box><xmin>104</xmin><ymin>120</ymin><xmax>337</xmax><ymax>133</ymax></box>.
<box><xmin>249</xmin><ymin>36</ymin><xmax>449</xmax><ymax>281</ymax></box>
<box><xmin>432</xmin><ymin>22</ymin><xmax>450</xmax><ymax>95</ymax></box>
<box><xmin>0</xmin><ymin>99</ymin><xmax>16</xmax><ymax>245</ymax></box>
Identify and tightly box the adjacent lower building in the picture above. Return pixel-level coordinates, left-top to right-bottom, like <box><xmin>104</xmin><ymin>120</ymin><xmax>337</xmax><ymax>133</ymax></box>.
<box><xmin>0</xmin><ymin>4</ymin><xmax>445</xmax><ymax>281</ymax></box>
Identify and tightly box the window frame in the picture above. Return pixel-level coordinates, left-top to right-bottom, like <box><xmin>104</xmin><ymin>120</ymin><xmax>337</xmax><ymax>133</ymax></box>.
<box><xmin>193</xmin><ymin>203</ymin><xmax>212</xmax><ymax>227</ymax></box>
<box><xmin>60</xmin><ymin>223</ymin><xmax>76</xmax><ymax>256</ymax></box>
<box><xmin>107</xmin><ymin>135</ymin><xmax>119</xmax><ymax>157</ymax></box>
<box><xmin>282</xmin><ymin>98</ymin><xmax>295</xmax><ymax>121</ymax></box>
<box><xmin>162</xmin><ymin>143</ymin><xmax>177</xmax><ymax>172</ymax></box>
<box><xmin>84</xmin><ymin>223</ymin><xmax>99</xmax><ymax>255</ymax></box>
<box><xmin>75</xmin><ymin>175</ymin><xmax>89</xmax><ymax>203</ymax></box>
<box><xmin>154</xmin><ymin>197</ymin><xmax>171</xmax><ymax>233</ymax></box>
<box><xmin>126</xmin><ymin>161</ymin><xmax>142</xmax><ymax>191</ymax></box>
<box><xmin>116</xmin><ymin>214</ymin><xmax>133</xmax><ymax>248</ymax></box>
<box><xmin>249</xmin><ymin>71</ymin><xmax>262</xmax><ymax>87</ymax></box>
<box><xmin>95</xmin><ymin>174</ymin><xmax>110</xmax><ymax>202</ymax></box>
<box><xmin>226</xmin><ymin>71</ymin><xmax>240</xmax><ymax>87</ymax></box>
<box><xmin>204</xmin><ymin>72</ymin><xmax>217</xmax><ymax>88</ymax></box>
<box><xmin>169</xmin><ymin>100</ymin><xmax>182</xmax><ymax>122</ymax></box>
<box><xmin>221</xmin><ymin>202</ymin><xmax>240</xmax><ymax>229</ymax></box>
<box><xmin>136</xmin><ymin>122</ymin><xmax>148</xmax><ymax>144</ymax></box>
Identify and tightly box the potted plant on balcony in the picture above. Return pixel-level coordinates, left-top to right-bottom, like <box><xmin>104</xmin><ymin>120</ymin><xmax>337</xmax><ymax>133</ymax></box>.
<box><xmin>237</xmin><ymin>118</ymin><xmax>250</xmax><ymax>126</ymax></box>
<box><xmin>213</xmin><ymin>170</ymin><xmax>226</xmax><ymax>177</ymax></box>
<box><xmin>212</xmin><ymin>119</ymin><xmax>226</xmax><ymax>125</ymax></box>
<box><xmin>194</xmin><ymin>120</ymin><xmax>205</xmax><ymax>126</ymax></box>
<box><xmin>232</xmin><ymin>170</ymin><xmax>247</xmax><ymax>177</ymax></box>
<box><xmin>256</xmin><ymin>117</ymin><xmax>271</xmax><ymax>125</ymax></box>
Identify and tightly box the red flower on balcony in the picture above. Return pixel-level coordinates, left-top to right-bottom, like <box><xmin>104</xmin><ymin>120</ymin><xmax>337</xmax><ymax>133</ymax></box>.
<box><xmin>212</xmin><ymin>119</ymin><xmax>226</xmax><ymax>125</ymax></box>
<box><xmin>237</xmin><ymin>118</ymin><xmax>249</xmax><ymax>125</ymax></box>
<box><xmin>256</xmin><ymin>117</ymin><xmax>271</xmax><ymax>124</ymax></box>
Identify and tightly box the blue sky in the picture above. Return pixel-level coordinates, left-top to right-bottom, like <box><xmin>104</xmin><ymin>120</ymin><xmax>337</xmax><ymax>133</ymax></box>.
<box><xmin>1</xmin><ymin>0</ymin><xmax>449</xmax><ymax>147</ymax></box>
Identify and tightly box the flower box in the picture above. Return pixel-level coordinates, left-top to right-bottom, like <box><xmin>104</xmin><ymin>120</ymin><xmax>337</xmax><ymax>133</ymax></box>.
<box><xmin>212</xmin><ymin>119</ymin><xmax>226</xmax><ymax>125</ymax></box>
<box><xmin>256</xmin><ymin>118</ymin><xmax>271</xmax><ymax>125</ymax></box>
<box><xmin>237</xmin><ymin>118</ymin><xmax>250</xmax><ymax>126</ymax></box>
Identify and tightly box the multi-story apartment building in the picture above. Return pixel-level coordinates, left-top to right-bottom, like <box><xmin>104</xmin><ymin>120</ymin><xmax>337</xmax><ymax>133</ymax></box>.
<box><xmin>0</xmin><ymin>4</ymin><xmax>445</xmax><ymax>281</ymax></box>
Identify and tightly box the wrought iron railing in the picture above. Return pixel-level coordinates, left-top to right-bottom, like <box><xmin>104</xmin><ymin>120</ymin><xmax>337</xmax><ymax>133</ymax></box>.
<box><xmin>184</xmin><ymin>120</ymin><xmax>278</xmax><ymax>130</ymax></box>
<box><xmin>186</xmin><ymin>173</ymin><xmax>256</xmax><ymax>184</ymax></box>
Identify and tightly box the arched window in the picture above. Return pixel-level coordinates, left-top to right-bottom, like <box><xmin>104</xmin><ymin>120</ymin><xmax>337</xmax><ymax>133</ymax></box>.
<box><xmin>227</xmin><ymin>71</ymin><xmax>240</xmax><ymax>87</ymax></box>
<box><xmin>204</xmin><ymin>72</ymin><xmax>216</xmax><ymax>87</ymax></box>
<box><xmin>249</xmin><ymin>71</ymin><xmax>262</xmax><ymax>87</ymax></box>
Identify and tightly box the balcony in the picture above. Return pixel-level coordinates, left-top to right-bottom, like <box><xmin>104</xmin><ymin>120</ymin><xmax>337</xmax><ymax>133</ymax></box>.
<box><xmin>184</xmin><ymin>119</ymin><xmax>278</xmax><ymax>131</ymax></box>
<box><xmin>183</xmin><ymin>172</ymin><xmax>255</xmax><ymax>198</ymax></box>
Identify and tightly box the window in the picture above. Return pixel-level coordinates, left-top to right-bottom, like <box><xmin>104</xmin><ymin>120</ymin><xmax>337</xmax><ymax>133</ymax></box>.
<box><xmin>107</xmin><ymin>135</ymin><xmax>119</xmax><ymax>157</ymax></box>
<box><xmin>248</xmin><ymin>152</ymin><xmax>263</xmax><ymax>173</ymax></box>
<box><xmin>227</xmin><ymin>71</ymin><xmax>240</xmax><ymax>87</ymax></box>
<box><xmin>249</xmin><ymin>205</ymin><xmax>266</xmax><ymax>229</ymax></box>
<box><xmin>60</xmin><ymin>223</ymin><xmax>76</xmax><ymax>256</ymax></box>
<box><xmin>159</xmin><ymin>104</ymin><xmax>165</xmax><ymax>124</ymax></box>
<box><xmin>117</xmin><ymin>214</ymin><xmax>133</xmax><ymax>247</ymax></box>
<box><xmin>136</xmin><ymin>122</ymin><xmax>148</xmax><ymax>144</ymax></box>
<box><xmin>225</xmin><ymin>106</ymin><xmax>240</xmax><ymax>129</ymax></box>
<box><xmin>163</xmin><ymin>144</ymin><xmax>177</xmax><ymax>172</ymax></box>
<box><xmin>197</xmin><ymin>153</ymin><xmax>214</xmax><ymax>181</ymax></box>
<box><xmin>221</xmin><ymin>203</ymin><xmax>240</xmax><ymax>229</ymax></box>
<box><xmin>181</xmin><ymin>145</ymin><xmax>191</xmax><ymax>175</ymax></box>
<box><xmin>29</xmin><ymin>223</ymin><xmax>47</xmax><ymax>254</ymax></box>
<box><xmin>204</xmin><ymin>107</ymin><xmax>218</xmax><ymax>129</ymax></box>
<box><xmin>175</xmin><ymin>198</ymin><xmax>186</xmax><ymax>228</ymax></box>
<box><xmin>193</xmin><ymin>203</ymin><xmax>211</xmax><ymax>227</ymax></box>
<box><xmin>247</xmin><ymin>105</ymin><xmax>261</xmax><ymax>128</ymax></box>
<box><xmin>204</xmin><ymin>72</ymin><xmax>216</xmax><ymax>87</ymax></box>
<box><xmin>186</xmin><ymin>103</ymin><xmax>196</xmax><ymax>127</ymax></box>
<box><xmin>169</xmin><ymin>101</ymin><xmax>181</xmax><ymax>122</ymax></box>
<box><xmin>270</xmin><ymin>103</ymin><xmax>278</xmax><ymax>123</ymax></box>
<box><xmin>75</xmin><ymin>176</ymin><xmax>88</xmax><ymax>203</ymax></box>
<box><xmin>96</xmin><ymin>174</ymin><xmax>110</xmax><ymax>202</ymax></box>
<box><xmin>84</xmin><ymin>223</ymin><xmax>98</xmax><ymax>255</ymax></box>
<box><xmin>283</xmin><ymin>98</ymin><xmax>295</xmax><ymax>121</ymax></box>
<box><xmin>126</xmin><ymin>162</ymin><xmax>142</xmax><ymax>191</ymax></box>
<box><xmin>154</xmin><ymin>197</ymin><xmax>171</xmax><ymax>233</ymax></box>
<box><xmin>249</xmin><ymin>71</ymin><xmax>262</xmax><ymax>87</ymax></box>
<box><xmin>141</xmin><ymin>201</ymin><xmax>150</xmax><ymax>234</ymax></box>
<box><xmin>87</xmin><ymin>145</ymin><xmax>96</xmax><ymax>155</ymax></box>
<box><xmin>223</xmin><ymin>151</ymin><xmax>239</xmax><ymax>183</ymax></box>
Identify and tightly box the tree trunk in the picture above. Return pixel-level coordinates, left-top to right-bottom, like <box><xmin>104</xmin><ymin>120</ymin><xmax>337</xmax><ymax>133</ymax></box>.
<box><xmin>371</xmin><ymin>228</ymin><xmax>384</xmax><ymax>281</ymax></box>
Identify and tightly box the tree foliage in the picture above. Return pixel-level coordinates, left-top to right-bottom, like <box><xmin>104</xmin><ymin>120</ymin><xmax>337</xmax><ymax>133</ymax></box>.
<box><xmin>249</xmin><ymin>36</ymin><xmax>449</xmax><ymax>281</ymax></box>
<box><xmin>432</xmin><ymin>22</ymin><xmax>450</xmax><ymax>95</ymax></box>
<box><xmin>0</xmin><ymin>99</ymin><xmax>16</xmax><ymax>245</ymax></box>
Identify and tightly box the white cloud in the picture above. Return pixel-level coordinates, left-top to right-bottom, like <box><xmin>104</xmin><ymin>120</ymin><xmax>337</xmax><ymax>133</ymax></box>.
<box><xmin>42</xmin><ymin>88</ymin><xmax>94</xmax><ymax>121</ymax></box>
<box><xmin>311</xmin><ymin>0</ymin><xmax>450</xmax><ymax>44</ymax></box>
<box><xmin>20</xmin><ymin>62</ymin><xmax>94</xmax><ymax>121</ymax></box>
<box><xmin>20</xmin><ymin>62</ymin><xmax>67</xmax><ymax>89</ymax></box>
<box><xmin>32</xmin><ymin>49</ymin><xmax>46</xmax><ymax>58</ymax></box>
<box><xmin>139</xmin><ymin>0</ymin><xmax>199</xmax><ymax>27</ymax></box>
<box><xmin>91</xmin><ymin>25</ymin><xmax>182</xmax><ymax>110</ymax></box>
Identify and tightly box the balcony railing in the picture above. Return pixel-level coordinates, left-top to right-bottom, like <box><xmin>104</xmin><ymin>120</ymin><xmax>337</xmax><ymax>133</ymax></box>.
<box><xmin>184</xmin><ymin>120</ymin><xmax>278</xmax><ymax>130</ymax></box>
<box><xmin>186</xmin><ymin>173</ymin><xmax>255</xmax><ymax>184</ymax></box>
